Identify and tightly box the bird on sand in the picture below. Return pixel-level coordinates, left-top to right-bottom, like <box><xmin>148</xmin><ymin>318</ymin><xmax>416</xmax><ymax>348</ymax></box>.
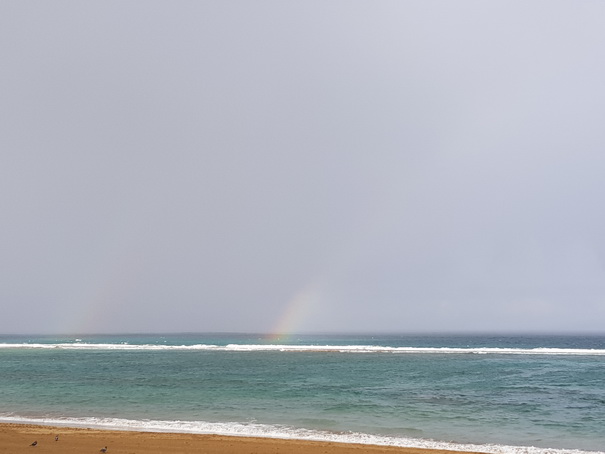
<box><xmin>100</xmin><ymin>447</ymin><xmax>108</xmax><ymax>453</ymax></box>
<box><xmin>55</xmin><ymin>435</ymin><xmax>59</xmax><ymax>441</ymax></box>
<box><xmin>30</xmin><ymin>441</ymin><xmax>37</xmax><ymax>446</ymax></box>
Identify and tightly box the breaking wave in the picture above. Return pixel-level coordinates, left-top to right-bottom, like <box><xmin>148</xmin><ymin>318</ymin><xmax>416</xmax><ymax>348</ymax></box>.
<box><xmin>1</xmin><ymin>342</ymin><xmax>604</xmax><ymax>355</ymax></box>
<box><xmin>0</xmin><ymin>414</ymin><xmax>602</xmax><ymax>454</ymax></box>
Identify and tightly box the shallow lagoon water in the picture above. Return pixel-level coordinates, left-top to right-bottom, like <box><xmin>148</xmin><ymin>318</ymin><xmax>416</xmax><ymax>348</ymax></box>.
<box><xmin>1</xmin><ymin>334</ymin><xmax>604</xmax><ymax>453</ymax></box>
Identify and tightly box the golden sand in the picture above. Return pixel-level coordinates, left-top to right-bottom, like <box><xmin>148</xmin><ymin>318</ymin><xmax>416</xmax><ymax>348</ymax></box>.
<box><xmin>0</xmin><ymin>423</ymin><xmax>481</xmax><ymax>454</ymax></box>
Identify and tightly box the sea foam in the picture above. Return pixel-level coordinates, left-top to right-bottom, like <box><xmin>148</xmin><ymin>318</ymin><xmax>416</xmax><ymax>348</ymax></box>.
<box><xmin>0</xmin><ymin>415</ymin><xmax>602</xmax><ymax>454</ymax></box>
<box><xmin>1</xmin><ymin>343</ymin><xmax>604</xmax><ymax>355</ymax></box>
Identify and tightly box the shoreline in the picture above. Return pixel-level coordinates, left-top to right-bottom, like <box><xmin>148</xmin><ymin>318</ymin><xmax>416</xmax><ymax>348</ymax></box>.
<box><xmin>2</xmin><ymin>420</ymin><xmax>604</xmax><ymax>454</ymax></box>
<box><xmin>0</xmin><ymin>422</ymin><xmax>481</xmax><ymax>454</ymax></box>
<box><xmin>2</xmin><ymin>334</ymin><xmax>604</xmax><ymax>454</ymax></box>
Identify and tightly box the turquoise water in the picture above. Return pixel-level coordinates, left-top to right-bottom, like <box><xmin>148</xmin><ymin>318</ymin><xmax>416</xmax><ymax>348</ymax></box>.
<box><xmin>0</xmin><ymin>334</ymin><xmax>604</xmax><ymax>453</ymax></box>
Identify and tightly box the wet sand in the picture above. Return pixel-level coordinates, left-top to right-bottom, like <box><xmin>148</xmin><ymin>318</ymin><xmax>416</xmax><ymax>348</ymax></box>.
<box><xmin>0</xmin><ymin>423</ymin><xmax>481</xmax><ymax>454</ymax></box>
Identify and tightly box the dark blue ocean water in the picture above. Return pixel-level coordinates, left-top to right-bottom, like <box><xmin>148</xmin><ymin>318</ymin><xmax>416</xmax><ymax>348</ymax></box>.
<box><xmin>0</xmin><ymin>333</ymin><xmax>603</xmax><ymax>453</ymax></box>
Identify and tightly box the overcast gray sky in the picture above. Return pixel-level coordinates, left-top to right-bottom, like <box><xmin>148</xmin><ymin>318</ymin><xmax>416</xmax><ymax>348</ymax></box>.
<box><xmin>1</xmin><ymin>1</ymin><xmax>604</xmax><ymax>335</ymax></box>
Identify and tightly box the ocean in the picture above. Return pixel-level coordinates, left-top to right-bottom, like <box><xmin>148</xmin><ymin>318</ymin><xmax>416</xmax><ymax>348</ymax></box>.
<box><xmin>0</xmin><ymin>333</ymin><xmax>603</xmax><ymax>453</ymax></box>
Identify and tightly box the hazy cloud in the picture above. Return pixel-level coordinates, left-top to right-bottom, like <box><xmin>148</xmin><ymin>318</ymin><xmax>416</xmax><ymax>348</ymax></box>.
<box><xmin>1</xmin><ymin>1</ymin><xmax>604</xmax><ymax>334</ymax></box>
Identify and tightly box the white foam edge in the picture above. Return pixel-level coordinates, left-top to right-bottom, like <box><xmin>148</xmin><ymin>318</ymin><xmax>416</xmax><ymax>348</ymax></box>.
<box><xmin>0</xmin><ymin>415</ymin><xmax>602</xmax><ymax>454</ymax></box>
<box><xmin>0</xmin><ymin>343</ymin><xmax>604</xmax><ymax>356</ymax></box>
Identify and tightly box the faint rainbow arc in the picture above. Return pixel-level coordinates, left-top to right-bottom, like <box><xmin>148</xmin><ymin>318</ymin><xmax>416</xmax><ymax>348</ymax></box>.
<box><xmin>267</xmin><ymin>284</ymin><xmax>321</xmax><ymax>342</ymax></box>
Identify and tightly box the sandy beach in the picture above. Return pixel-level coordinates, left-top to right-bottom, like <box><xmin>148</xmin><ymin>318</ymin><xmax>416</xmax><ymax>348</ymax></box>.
<box><xmin>0</xmin><ymin>423</ymin><xmax>480</xmax><ymax>454</ymax></box>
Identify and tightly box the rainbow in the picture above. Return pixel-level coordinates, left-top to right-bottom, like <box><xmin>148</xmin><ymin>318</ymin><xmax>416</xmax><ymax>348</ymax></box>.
<box><xmin>50</xmin><ymin>258</ymin><xmax>323</xmax><ymax>338</ymax></box>
<box><xmin>53</xmin><ymin>254</ymin><xmax>142</xmax><ymax>335</ymax></box>
<box><xmin>266</xmin><ymin>284</ymin><xmax>321</xmax><ymax>342</ymax></box>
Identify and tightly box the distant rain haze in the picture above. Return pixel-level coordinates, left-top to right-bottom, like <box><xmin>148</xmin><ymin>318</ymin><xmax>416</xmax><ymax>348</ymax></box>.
<box><xmin>1</xmin><ymin>1</ymin><xmax>604</xmax><ymax>335</ymax></box>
